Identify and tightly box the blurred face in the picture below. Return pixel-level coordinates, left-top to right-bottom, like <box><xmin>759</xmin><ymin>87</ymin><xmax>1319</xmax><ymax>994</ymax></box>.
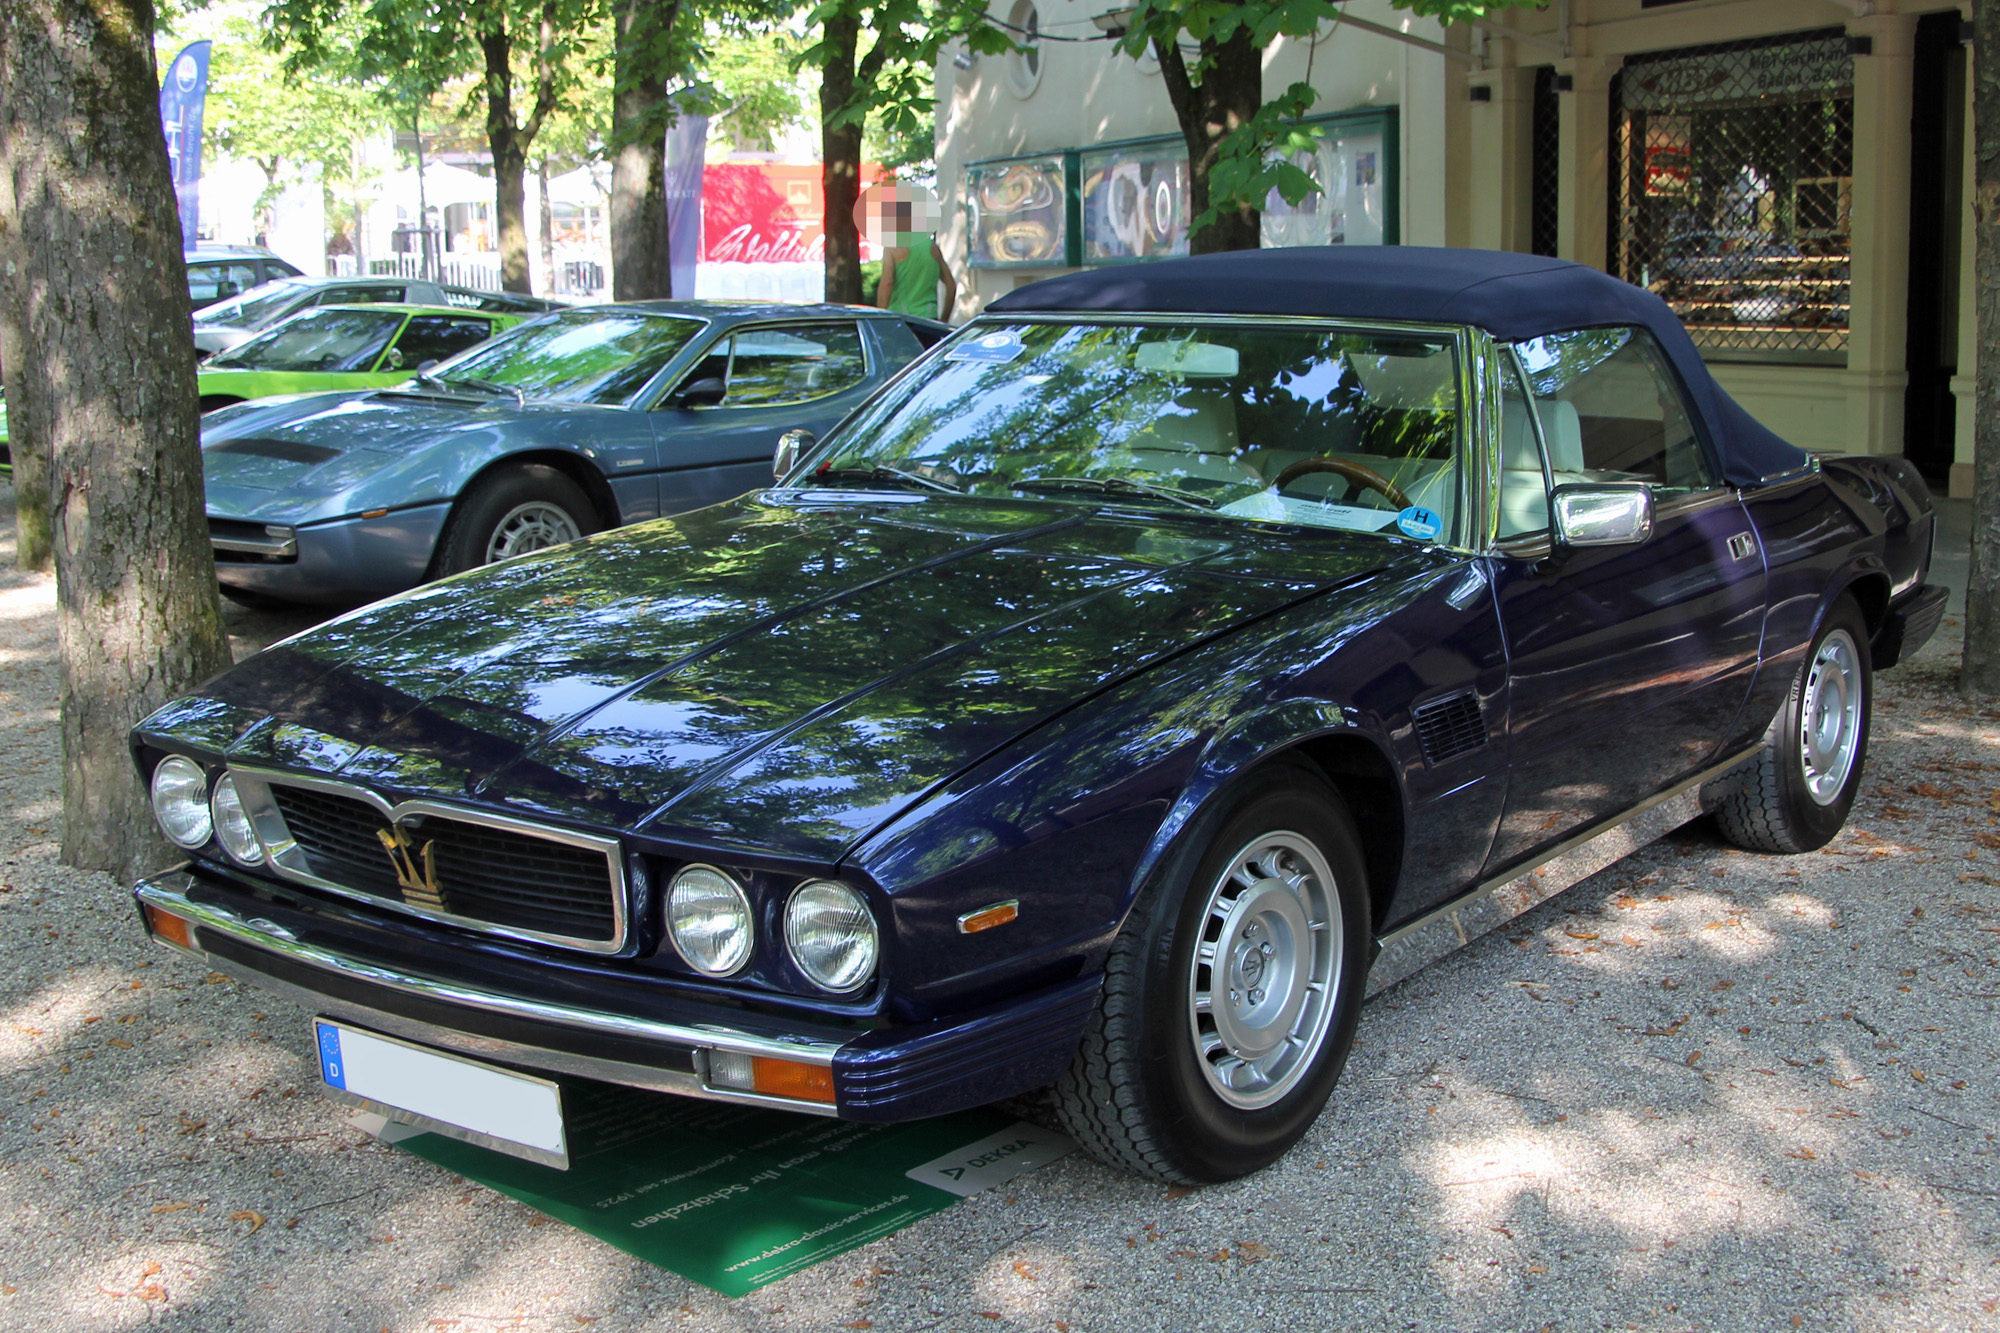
<box><xmin>856</xmin><ymin>183</ymin><xmax>941</xmax><ymax>247</ymax></box>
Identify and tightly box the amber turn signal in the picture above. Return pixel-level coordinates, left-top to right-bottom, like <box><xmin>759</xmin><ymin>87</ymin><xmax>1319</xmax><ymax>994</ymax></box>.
<box><xmin>751</xmin><ymin>1056</ymin><xmax>836</xmax><ymax>1103</ymax></box>
<box><xmin>956</xmin><ymin>899</ymin><xmax>1019</xmax><ymax>934</ymax></box>
<box><xmin>144</xmin><ymin>904</ymin><xmax>195</xmax><ymax>951</ymax></box>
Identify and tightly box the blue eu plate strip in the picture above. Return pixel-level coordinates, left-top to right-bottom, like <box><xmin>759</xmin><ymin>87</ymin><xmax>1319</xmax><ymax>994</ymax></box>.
<box><xmin>316</xmin><ymin>1022</ymin><xmax>346</xmax><ymax>1089</ymax></box>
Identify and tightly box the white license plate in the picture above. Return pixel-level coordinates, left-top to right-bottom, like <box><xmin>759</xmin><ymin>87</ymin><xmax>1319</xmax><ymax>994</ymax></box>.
<box><xmin>314</xmin><ymin>1019</ymin><xmax>568</xmax><ymax>1169</ymax></box>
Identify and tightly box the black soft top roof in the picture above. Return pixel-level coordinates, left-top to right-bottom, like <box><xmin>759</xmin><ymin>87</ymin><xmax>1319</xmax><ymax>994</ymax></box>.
<box><xmin>988</xmin><ymin>246</ymin><xmax>1810</xmax><ymax>487</ymax></box>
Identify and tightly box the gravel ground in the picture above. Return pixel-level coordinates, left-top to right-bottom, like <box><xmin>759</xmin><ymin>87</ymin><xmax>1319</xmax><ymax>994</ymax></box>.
<box><xmin>2</xmin><ymin>490</ymin><xmax>1997</xmax><ymax>1332</ymax></box>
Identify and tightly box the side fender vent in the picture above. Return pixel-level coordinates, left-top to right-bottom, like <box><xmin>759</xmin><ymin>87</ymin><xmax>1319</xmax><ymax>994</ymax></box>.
<box><xmin>1413</xmin><ymin>692</ymin><xmax>1487</xmax><ymax>765</ymax></box>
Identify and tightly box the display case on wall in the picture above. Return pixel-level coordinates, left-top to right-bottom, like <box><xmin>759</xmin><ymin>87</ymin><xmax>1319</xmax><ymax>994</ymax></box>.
<box><xmin>1258</xmin><ymin>108</ymin><xmax>1399</xmax><ymax>249</ymax></box>
<box><xmin>964</xmin><ymin>151</ymin><xmax>1078</xmax><ymax>269</ymax></box>
<box><xmin>1079</xmin><ymin>136</ymin><xmax>1191</xmax><ymax>263</ymax></box>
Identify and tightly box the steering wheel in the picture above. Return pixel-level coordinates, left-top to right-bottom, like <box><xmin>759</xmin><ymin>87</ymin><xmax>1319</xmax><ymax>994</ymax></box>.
<box><xmin>1272</xmin><ymin>457</ymin><xmax>1413</xmax><ymax>511</ymax></box>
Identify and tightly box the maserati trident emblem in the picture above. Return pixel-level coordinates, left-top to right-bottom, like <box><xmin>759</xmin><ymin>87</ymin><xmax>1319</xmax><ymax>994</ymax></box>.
<box><xmin>376</xmin><ymin>823</ymin><xmax>446</xmax><ymax>909</ymax></box>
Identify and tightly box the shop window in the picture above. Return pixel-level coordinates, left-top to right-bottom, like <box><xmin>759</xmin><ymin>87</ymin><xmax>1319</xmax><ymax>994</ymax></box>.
<box><xmin>1611</xmin><ymin>28</ymin><xmax>1854</xmax><ymax>362</ymax></box>
<box><xmin>1529</xmin><ymin>67</ymin><xmax>1559</xmax><ymax>259</ymax></box>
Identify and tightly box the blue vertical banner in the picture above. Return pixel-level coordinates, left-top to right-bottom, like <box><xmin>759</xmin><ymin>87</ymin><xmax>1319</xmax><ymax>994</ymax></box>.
<box><xmin>159</xmin><ymin>41</ymin><xmax>212</xmax><ymax>244</ymax></box>
<box><xmin>663</xmin><ymin>93</ymin><xmax>709</xmax><ymax>300</ymax></box>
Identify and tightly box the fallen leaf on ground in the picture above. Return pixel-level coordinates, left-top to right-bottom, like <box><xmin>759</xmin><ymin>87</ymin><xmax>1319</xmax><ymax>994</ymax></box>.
<box><xmin>230</xmin><ymin>1210</ymin><xmax>266</xmax><ymax>1233</ymax></box>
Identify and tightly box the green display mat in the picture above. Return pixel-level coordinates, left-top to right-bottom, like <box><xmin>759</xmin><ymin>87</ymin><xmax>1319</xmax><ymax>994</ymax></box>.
<box><xmin>376</xmin><ymin>1082</ymin><xmax>1068</xmax><ymax>1296</ymax></box>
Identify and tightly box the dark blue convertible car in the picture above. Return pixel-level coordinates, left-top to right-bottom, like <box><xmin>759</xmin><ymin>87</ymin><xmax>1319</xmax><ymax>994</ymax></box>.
<box><xmin>131</xmin><ymin>249</ymin><xmax>1945</xmax><ymax>1182</ymax></box>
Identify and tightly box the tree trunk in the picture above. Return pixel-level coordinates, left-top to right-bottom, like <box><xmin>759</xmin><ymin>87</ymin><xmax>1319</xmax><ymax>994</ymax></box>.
<box><xmin>0</xmin><ymin>0</ymin><xmax>234</xmax><ymax>877</ymax></box>
<box><xmin>481</xmin><ymin>23</ymin><xmax>534</xmax><ymax>293</ymax></box>
<box><xmin>1154</xmin><ymin>24</ymin><xmax>1261</xmax><ymax>254</ymax></box>
<box><xmin>1968</xmin><ymin>1</ymin><xmax>2000</xmax><ymax>693</ymax></box>
<box><xmin>609</xmin><ymin>0</ymin><xmax>672</xmax><ymax>299</ymax></box>
<box><xmin>820</xmin><ymin>8</ymin><xmax>864</xmax><ymax>304</ymax></box>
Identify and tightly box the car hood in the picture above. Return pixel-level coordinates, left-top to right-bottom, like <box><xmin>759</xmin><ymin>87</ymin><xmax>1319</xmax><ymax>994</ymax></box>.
<box><xmin>200</xmin><ymin>388</ymin><xmax>566</xmax><ymax>521</ymax></box>
<box><xmin>145</xmin><ymin>494</ymin><xmax>1392</xmax><ymax>861</ymax></box>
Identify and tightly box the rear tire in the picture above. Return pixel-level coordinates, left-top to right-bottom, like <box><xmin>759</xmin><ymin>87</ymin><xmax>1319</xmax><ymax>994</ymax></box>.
<box><xmin>432</xmin><ymin>463</ymin><xmax>600</xmax><ymax>577</ymax></box>
<box><xmin>1052</xmin><ymin>762</ymin><xmax>1371</xmax><ymax>1182</ymax></box>
<box><xmin>1712</xmin><ymin>595</ymin><xmax>1871</xmax><ymax>854</ymax></box>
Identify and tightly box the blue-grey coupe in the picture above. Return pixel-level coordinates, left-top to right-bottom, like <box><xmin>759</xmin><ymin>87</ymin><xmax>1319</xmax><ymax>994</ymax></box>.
<box><xmin>198</xmin><ymin>302</ymin><xmax>945</xmax><ymax>603</ymax></box>
<box><xmin>133</xmin><ymin>249</ymin><xmax>1944</xmax><ymax>1182</ymax></box>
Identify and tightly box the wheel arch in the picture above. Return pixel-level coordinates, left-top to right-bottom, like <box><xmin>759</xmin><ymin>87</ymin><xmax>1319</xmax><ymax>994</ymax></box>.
<box><xmin>423</xmin><ymin>448</ymin><xmax>622</xmax><ymax>577</ymax></box>
<box><xmin>1131</xmin><ymin>701</ymin><xmax>1405</xmax><ymax>937</ymax></box>
<box><xmin>448</xmin><ymin>448</ymin><xmax>621</xmax><ymax>530</ymax></box>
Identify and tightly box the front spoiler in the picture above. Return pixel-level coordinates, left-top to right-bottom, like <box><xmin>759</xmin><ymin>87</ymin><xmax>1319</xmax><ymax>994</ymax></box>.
<box><xmin>134</xmin><ymin>869</ymin><xmax>1098</xmax><ymax>1123</ymax></box>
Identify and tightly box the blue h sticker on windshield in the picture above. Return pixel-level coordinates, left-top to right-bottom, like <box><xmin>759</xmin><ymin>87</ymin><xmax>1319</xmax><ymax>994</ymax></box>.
<box><xmin>1395</xmin><ymin>506</ymin><xmax>1442</xmax><ymax>541</ymax></box>
<box><xmin>316</xmin><ymin>1022</ymin><xmax>346</xmax><ymax>1089</ymax></box>
<box><xmin>944</xmin><ymin>330</ymin><xmax>1025</xmax><ymax>364</ymax></box>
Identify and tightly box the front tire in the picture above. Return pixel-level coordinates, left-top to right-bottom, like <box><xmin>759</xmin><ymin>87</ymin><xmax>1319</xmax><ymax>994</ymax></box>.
<box><xmin>1052</xmin><ymin>762</ymin><xmax>1372</xmax><ymax>1182</ymax></box>
<box><xmin>1712</xmin><ymin>595</ymin><xmax>1871</xmax><ymax>853</ymax></box>
<box><xmin>432</xmin><ymin>463</ymin><xmax>600</xmax><ymax>577</ymax></box>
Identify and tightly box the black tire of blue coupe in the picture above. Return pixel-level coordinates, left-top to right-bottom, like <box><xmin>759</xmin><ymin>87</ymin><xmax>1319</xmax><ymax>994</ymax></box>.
<box><xmin>433</xmin><ymin>463</ymin><xmax>601</xmax><ymax>577</ymax></box>
<box><xmin>1711</xmin><ymin>594</ymin><xmax>1872</xmax><ymax>854</ymax></box>
<box><xmin>1051</xmin><ymin>762</ymin><xmax>1372</xmax><ymax>1182</ymax></box>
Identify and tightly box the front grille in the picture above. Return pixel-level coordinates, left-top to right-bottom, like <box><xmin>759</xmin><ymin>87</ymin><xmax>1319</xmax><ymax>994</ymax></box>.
<box><xmin>268</xmin><ymin>784</ymin><xmax>620</xmax><ymax>945</ymax></box>
<box><xmin>1413</xmin><ymin>692</ymin><xmax>1488</xmax><ymax>765</ymax></box>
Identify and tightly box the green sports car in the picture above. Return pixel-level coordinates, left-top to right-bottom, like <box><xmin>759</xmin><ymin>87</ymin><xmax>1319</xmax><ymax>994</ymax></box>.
<box><xmin>196</xmin><ymin>304</ymin><xmax>524</xmax><ymax>412</ymax></box>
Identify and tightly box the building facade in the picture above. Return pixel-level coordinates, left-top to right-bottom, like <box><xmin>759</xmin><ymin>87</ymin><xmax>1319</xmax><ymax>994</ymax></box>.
<box><xmin>936</xmin><ymin>0</ymin><xmax>1976</xmax><ymax>494</ymax></box>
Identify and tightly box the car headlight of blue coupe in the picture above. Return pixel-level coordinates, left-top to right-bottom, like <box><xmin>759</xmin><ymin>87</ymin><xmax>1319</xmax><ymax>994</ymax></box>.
<box><xmin>150</xmin><ymin>756</ymin><xmax>211</xmax><ymax>849</ymax></box>
<box><xmin>208</xmin><ymin>774</ymin><xmax>264</xmax><ymax>866</ymax></box>
<box><xmin>666</xmin><ymin>864</ymin><xmax>754</xmax><ymax>976</ymax></box>
<box><xmin>785</xmin><ymin>880</ymin><xmax>878</xmax><ymax>993</ymax></box>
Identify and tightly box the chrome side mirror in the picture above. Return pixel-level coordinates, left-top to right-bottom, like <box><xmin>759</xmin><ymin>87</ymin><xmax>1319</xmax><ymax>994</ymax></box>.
<box><xmin>1552</xmin><ymin>483</ymin><xmax>1654</xmax><ymax>548</ymax></box>
<box><xmin>775</xmin><ymin>428</ymin><xmax>815</xmax><ymax>482</ymax></box>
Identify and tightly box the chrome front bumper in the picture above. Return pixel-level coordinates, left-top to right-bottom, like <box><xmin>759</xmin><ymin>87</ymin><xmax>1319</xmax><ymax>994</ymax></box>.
<box><xmin>135</xmin><ymin>871</ymin><xmax>843</xmax><ymax>1117</ymax></box>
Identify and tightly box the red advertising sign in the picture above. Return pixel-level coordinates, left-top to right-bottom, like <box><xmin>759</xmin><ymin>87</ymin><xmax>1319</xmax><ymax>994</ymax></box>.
<box><xmin>699</xmin><ymin>163</ymin><xmax>886</xmax><ymax>264</ymax></box>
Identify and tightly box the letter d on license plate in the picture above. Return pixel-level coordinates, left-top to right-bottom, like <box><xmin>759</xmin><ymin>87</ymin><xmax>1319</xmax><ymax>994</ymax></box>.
<box><xmin>313</xmin><ymin>1019</ymin><xmax>569</xmax><ymax>1169</ymax></box>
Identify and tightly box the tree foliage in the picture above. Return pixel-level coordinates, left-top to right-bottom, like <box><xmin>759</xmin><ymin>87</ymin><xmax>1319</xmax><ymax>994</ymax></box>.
<box><xmin>1116</xmin><ymin>0</ymin><xmax>1543</xmax><ymax>251</ymax></box>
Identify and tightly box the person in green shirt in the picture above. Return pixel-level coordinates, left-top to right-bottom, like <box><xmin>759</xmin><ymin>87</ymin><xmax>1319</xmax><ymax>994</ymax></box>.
<box><xmin>862</xmin><ymin>184</ymin><xmax>959</xmax><ymax>322</ymax></box>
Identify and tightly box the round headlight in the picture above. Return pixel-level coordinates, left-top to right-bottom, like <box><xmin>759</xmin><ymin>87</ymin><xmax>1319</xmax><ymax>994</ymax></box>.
<box><xmin>666</xmin><ymin>864</ymin><xmax>753</xmax><ymax>977</ymax></box>
<box><xmin>150</xmin><ymin>756</ymin><xmax>212</xmax><ymax>849</ymax></box>
<box><xmin>209</xmin><ymin>775</ymin><xmax>264</xmax><ymax>865</ymax></box>
<box><xmin>784</xmin><ymin>880</ymin><xmax>878</xmax><ymax>994</ymax></box>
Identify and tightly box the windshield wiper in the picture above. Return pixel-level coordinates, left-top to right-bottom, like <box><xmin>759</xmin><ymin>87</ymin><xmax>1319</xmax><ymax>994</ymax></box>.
<box><xmin>439</xmin><ymin>375</ymin><xmax>526</xmax><ymax>406</ymax></box>
<box><xmin>807</xmin><ymin>465</ymin><xmax>962</xmax><ymax>494</ymax></box>
<box><xmin>1009</xmin><ymin>476</ymin><xmax>1213</xmax><ymax>511</ymax></box>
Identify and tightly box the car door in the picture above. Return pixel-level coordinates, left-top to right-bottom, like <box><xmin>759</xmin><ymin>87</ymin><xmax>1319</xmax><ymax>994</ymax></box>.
<box><xmin>1483</xmin><ymin>326</ymin><xmax>1767</xmax><ymax>876</ymax></box>
<box><xmin>647</xmin><ymin>319</ymin><xmax>876</xmax><ymax>514</ymax></box>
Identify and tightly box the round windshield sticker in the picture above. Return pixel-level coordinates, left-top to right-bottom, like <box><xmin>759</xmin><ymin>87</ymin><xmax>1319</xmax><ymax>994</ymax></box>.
<box><xmin>1394</xmin><ymin>506</ymin><xmax>1442</xmax><ymax>541</ymax></box>
<box><xmin>944</xmin><ymin>330</ymin><xmax>1026</xmax><ymax>364</ymax></box>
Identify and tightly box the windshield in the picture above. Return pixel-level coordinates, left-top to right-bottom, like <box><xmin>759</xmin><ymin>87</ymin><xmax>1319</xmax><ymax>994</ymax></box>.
<box><xmin>424</xmin><ymin>309</ymin><xmax>702</xmax><ymax>405</ymax></box>
<box><xmin>810</xmin><ymin>320</ymin><xmax>1465</xmax><ymax>540</ymax></box>
<box><xmin>208</xmin><ymin>308</ymin><xmax>404</xmax><ymax>373</ymax></box>
<box><xmin>193</xmin><ymin>279</ymin><xmax>309</xmax><ymax>329</ymax></box>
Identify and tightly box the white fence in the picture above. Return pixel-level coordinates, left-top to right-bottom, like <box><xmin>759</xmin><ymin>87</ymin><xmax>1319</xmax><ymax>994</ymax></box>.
<box><xmin>368</xmin><ymin>252</ymin><xmax>505</xmax><ymax>292</ymax></box>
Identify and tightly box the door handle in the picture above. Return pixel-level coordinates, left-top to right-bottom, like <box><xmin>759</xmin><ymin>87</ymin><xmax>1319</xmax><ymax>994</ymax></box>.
<box><xmin>1727</xmin><ymin>532</ymin><xmax>1756</xmax><ymax>562</ymax></box>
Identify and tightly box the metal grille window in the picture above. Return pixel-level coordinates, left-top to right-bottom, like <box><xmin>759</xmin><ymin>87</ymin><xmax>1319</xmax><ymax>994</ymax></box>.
<box><xmin>1530</xmin><ymin>67</ymin><xmax>1560</xmax><ymax>258</ymax></box>
<box><xmin>1611</xmin><ymin>29</ymin><xmax>1854</xmax><ymax>360</ymax></box>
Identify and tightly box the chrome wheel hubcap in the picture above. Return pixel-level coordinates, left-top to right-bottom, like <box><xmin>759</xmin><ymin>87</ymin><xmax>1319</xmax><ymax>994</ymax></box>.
<box><xmin>1800</xmin><ymin>628</ymin><xmax>1862</xmax><ymax>806</ymax></box>
<box><xmin>485</xmin><ymin>501</ymin><xmax>582</xmax><ymax>563</ymax></box>
<box><xmin>1186</xmin><ymin>831</ymin><xmax>1342</xmax><ymax>1110</ymax></box>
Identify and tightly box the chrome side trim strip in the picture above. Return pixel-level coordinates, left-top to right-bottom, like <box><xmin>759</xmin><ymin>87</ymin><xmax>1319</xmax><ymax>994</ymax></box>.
<box><xmin>135</xmin><ymin>874</ymin><xmax>843</xmax><ymax>1087</ymax></box>
<box><xmin>210</xmin><ymin>531</ymin><xmax>298</xmax><ymax>558</ymax></box>
<box><xmin>1366</xmin><ymin>745</ymin><xmax>1758</xmax><ymax>997</ymax></box>
<box><xmin>228</xmin><ymin>765</ymin><xmax>630</xmax><ymax>955</ymax></box>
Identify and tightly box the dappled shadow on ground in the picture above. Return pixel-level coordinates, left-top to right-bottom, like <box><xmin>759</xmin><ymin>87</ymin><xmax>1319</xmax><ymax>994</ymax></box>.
<box><xmin>0</xmin><ymin>537</ymin><xmax>1995</xmax><ymax>1327</ymax></box>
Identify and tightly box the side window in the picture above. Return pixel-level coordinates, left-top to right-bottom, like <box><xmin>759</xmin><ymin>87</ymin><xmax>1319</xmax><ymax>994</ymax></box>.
<box><xmin>1510</xmin><ymin>326</ymin><xmax>1717</xmax><ymax>494</ymax></box>
<box><xmin>188</xmin><ymin>261</ymin><xmax>256</xmax><ymax>305</ymax></box>
<box><xmin>1497</xmin><ymin>352</ymin><xmax>1552</xmax><ymax>540</ymax></box>
<box><xmin>393</xmin><ymin>316</ymin><xmax>494</xmax><ymax>366</ymax></box>
<box><xmin>316</xmin><ymin>285</ymin><xmax>399</xmax><ymax>306</ymax></box>
<box><xmin>720</xmin><ymin>323</ymin><xmax>868</xmax><ymax>407</ymax></box>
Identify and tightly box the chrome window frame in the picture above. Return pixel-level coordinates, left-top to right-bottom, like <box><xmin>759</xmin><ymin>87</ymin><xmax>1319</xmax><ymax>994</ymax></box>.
<box><xmin>816</xmin><ymin>311</ymin><xmax>1485</xmax><ymax>554</ymax></box>
<box><xmin>227</xmin><ymin>765</ymin><xmax>629</xmax><ymax>955</ymax></box>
